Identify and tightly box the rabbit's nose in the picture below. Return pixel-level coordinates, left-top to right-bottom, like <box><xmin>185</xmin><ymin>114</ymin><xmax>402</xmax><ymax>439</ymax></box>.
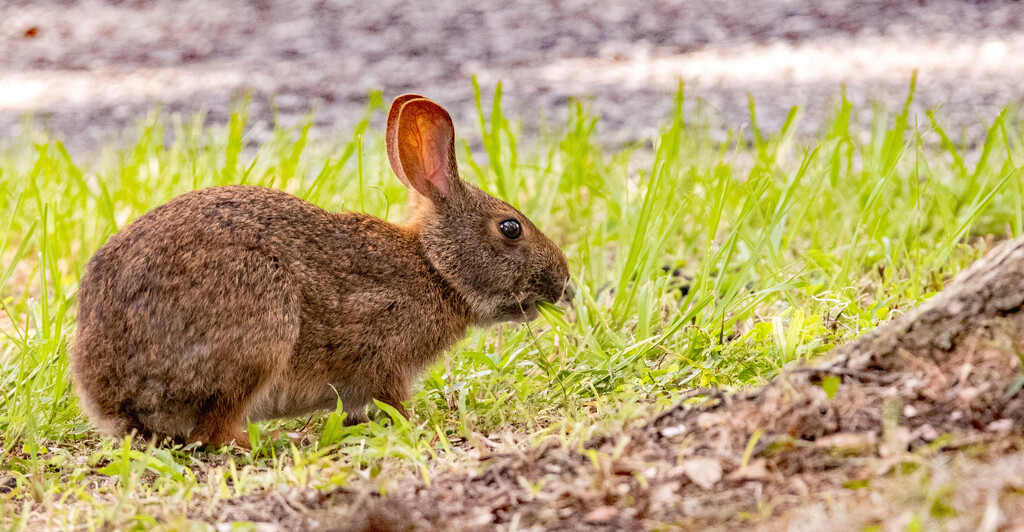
<box><xmin>560</xmin><ymin>279</ymin><xmax>577</xmax><ymax>304</ymax></box>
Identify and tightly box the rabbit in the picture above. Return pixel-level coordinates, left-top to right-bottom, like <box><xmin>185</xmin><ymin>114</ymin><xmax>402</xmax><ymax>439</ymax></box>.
<box><xmin>71</xmin><ymin>95</ymin><xmax>571</xmax><ymax>449</ymax></box>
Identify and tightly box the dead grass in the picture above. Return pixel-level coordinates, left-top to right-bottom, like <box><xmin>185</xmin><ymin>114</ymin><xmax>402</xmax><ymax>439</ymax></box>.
<box><xmin>133</xmin><ymin>302</ymin><xmax>1024</xmax><ymax>530</ymax></box>
<box><xmin>10</xmin><ymin>268</ymin><xmax>1022</xmax><ymax>530</ymax></box>
<box><xmin>4</xmin><ymin>289</ymin><xmax>1022</xmax><ymax>530</ymax></box>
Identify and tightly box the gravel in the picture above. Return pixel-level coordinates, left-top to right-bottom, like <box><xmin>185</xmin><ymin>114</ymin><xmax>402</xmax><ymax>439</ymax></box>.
<box><xmin>2</xmin><ymin>0</ymin><xmax>1023</xmax><ymax>151</ymax></box>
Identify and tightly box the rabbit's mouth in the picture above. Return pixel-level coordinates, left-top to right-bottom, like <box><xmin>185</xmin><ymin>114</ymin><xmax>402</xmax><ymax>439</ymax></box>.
<box><xmin>514</xmin><ymin>297</ymin><xmax>541</xmax><ymax>321</ymax></box>
<box><xmin>490</xmin><ymin>295</ymin><xmax>541</xmax><ymax>323</ymax></box>
<box><xmin>510</xmin><ymin>279</ymin><xmax>572</xmax><ymax>321</ymax></box>
<box><xmin>486</xmin><ymin>284</ymin><xmax>567</xmax><ymax>324</ymax></box>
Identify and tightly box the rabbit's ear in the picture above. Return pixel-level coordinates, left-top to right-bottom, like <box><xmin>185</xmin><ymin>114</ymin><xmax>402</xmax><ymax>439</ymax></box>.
<box><xmin>386</xmin><ymin>96</ymin><xmax>458</xmax><ymax>199</ymax></box>
<box><xmin>386</xmin><ymin>94</ymin><xmax>425</xmax><ymax>190</ymax></box>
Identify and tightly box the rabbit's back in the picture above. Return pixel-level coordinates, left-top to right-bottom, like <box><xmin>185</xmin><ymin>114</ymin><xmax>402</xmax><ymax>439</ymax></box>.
<box><xmin>73</xmin><ymin>186</ymin><xmax>474</xmax><ymax>440</ymax></box>
<box><xmin>76</xmin><ymin>188</ymin><xmax>353</xmax><ymax>436</ymax></box>
<box><xmin>73</xmin><ymin>187</ymin><xmax>323</xmax><ymax>438</ymax></box>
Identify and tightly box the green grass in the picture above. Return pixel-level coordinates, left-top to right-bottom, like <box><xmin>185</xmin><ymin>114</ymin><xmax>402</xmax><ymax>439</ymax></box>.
<box><xmin>1</xmin><ymin>81</ymin><xmax>1023</xmax><ymax>528</ymax></box>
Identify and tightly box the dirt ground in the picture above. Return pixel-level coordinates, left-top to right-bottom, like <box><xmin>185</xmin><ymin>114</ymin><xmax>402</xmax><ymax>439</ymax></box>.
<box><xmin>2</xmin><ymin>0</ymin><xmax>1024</xmax><ymax>151</ymax></box>
<box><xmin>6</xmin><ymin>2</ymin><xmax>1024</xmax><ymax>530</ymax></box>
<box><xmin>199</xmin><ymin>236</ymin><xmax>1024</xmax><ymax>531</ymax></box>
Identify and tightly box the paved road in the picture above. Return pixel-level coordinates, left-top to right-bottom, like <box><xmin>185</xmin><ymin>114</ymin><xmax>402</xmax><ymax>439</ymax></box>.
<box><xmin>2</xmin><ymin>0</ymin><xmax>1022</xmax><ymax>151</ymax></box>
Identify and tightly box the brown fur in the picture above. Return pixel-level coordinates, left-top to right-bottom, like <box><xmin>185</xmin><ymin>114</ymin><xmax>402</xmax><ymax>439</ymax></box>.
<box><xmin>71</xmin><ymin>96</ymin><xmax>569</xmax><ymax>448</ymax></box>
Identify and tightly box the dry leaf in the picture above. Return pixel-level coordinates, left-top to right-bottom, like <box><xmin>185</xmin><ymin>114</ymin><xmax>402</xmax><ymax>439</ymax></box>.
<box><xmin>649</xmin><ymin>482</ymin><xmax>679</xmax><ymax>506</ymax></box>
<box><xmin>726</xmin><ymin>458</ymin><xmax>770</xmax><ymax>481</ymax></box>
<box><xmin>815</xmin><ymin>432</ymin><xmax>877</xmax><ymax>450</ymax></box>
<box><xmin>682</xmin><ymin>457</ymin><xmax>722</xmax><ymax>489</ymax></box>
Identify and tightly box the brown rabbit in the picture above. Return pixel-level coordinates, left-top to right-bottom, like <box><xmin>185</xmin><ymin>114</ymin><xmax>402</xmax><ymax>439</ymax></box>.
<box><xmin>71</xmin><ymin>95</ymin><xmax>570</xmax><ymax>448</ymax></box>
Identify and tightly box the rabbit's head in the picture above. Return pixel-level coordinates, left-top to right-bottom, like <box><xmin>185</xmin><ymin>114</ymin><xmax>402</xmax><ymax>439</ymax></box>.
<box><xmin>387</xmin><ymin>95</ymin><xmax>570</xmax><ymax>324</ymax></box>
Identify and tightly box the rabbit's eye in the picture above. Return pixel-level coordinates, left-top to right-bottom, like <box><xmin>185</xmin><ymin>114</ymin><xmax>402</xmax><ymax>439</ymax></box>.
<box><xmin>498</xmin><ymin>219</ymin><xmax>522</xmax><ymax>240</ymax></box>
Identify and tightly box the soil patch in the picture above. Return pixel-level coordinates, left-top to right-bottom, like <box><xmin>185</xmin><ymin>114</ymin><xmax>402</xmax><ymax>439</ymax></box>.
<box><xmin>197</xmin><ymin>235</ymin><xmax>1024</xmax><ymax>530</ymax></box>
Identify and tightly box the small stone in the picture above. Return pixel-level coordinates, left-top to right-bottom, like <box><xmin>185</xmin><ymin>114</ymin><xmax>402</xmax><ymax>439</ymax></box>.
<box><xmin>584</xmin><ymin>505</ymin><xmax>618</xmax><ymax>522</ymax></box>
<box><xmin>912</xmin><ymin>424</ymin><xmax>940</xmax><ymax>442</ymax></box>
<box><xmin>987</xmin><ymin>419</ymin><xmax>1014</xmax><ymax>433</ymax></box>
<box><xmin>695</xmin><ymin>413</ymin><xmax>718</xmax><ymax>428</ymax></box>
<box><xmin>659</xmin><ymin>424</ymin><xmax>686</xmax><ymax>438</ymax></box>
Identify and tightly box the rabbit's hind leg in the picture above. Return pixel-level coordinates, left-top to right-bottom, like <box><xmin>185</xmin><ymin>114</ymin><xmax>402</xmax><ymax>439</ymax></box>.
<box><xmin>177</xmin><ymin>250</ymin><xmax>301</xmax><ymax>450</ymax></box>
<box><xmin>184</xmin><ymin>342</ymin><xmax>290</xmax><ymax>450</ymax></box>
<box><xmin>183</xmin><ymin>329</ymin><xmax>297</xmax><ymax>450</ymax></box>
<box><xmin>185</xmin><ymin>314</ymin><xmax>300</xmax><ymax>450</ymax></box>
<box><xmin>187</xmin><ymin>390</ymin><xmax>254</xmax><ymax>450</ymax></box>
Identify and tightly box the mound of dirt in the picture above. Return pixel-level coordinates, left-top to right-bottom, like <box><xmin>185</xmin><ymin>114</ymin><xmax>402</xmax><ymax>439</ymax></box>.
<box><xmin>202</xmin><ymin>237</ymin><xmax>1024</xmax><ymax>530</ymax></box>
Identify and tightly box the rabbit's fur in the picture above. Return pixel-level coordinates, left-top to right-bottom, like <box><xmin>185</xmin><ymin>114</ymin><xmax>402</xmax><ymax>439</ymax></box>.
<box><xmin>72</xmin><ymin>96</ymin><xmax>570</xmax><ymax>448</ymax></box>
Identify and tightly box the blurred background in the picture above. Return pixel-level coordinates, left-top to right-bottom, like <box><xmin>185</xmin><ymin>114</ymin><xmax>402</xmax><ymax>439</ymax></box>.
<box><xmin>1</xmin><ymin>0</ymin><xmax>1022</xmax><ymax>152</ymax></box>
